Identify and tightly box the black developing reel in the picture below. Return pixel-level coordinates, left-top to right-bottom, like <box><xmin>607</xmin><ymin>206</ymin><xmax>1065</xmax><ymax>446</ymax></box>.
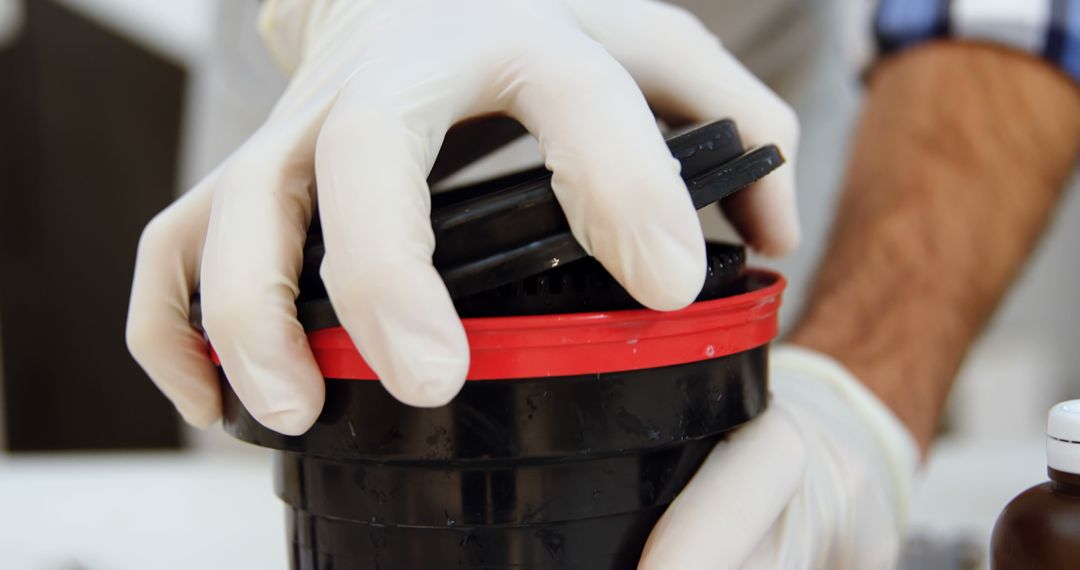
<box><xmin>452</xmin><ymin>242</ymin><xmax>746</xmax><ymax>317</ymax></box>
<box><xmin>290</xmin><ymin>241</ymin><xmax>745</xmax><ymax>328</ymax></box>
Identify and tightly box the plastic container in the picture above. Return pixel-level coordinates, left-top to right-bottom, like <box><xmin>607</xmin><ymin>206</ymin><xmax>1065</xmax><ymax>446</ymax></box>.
<box><xmin>217</xmin><ymin>262</ymin><xmax>782</xmax><ymax>569</ymax></box>
<box><xmin>991</xmin><ymin>400</ymin><xmax>1080</xmax><ymax>569</ymax></box>
<box><xmin>196</xmin><ymin>120</ymin><xmax>788</xmax><ymax>569</ymax></box>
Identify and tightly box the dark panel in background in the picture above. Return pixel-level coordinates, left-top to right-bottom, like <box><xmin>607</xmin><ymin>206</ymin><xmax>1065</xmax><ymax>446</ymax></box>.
<box><xmin>0</xmin><ymin>0</ymin><xmax>183</xmax><ymax>450</ymax></box>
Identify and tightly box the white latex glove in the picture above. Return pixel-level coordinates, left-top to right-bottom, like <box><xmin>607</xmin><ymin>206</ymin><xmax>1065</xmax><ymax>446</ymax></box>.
<box><xmin>126</xmin><ymin>0</ymin><xmax>799</xmax><ymax>435</ymax></box>
<box><xmin>640</xmin><ymin>345</ymin><xmax>919</xmax><ymax>569</ymax></box>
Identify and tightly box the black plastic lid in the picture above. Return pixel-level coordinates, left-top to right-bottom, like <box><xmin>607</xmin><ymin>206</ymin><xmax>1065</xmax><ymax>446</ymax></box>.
<box><xmin>292</xmin><ymin>242</ymin><xmax>745</xmax><ymax>328</ymax></box>
<box><xmin>191</xmin><ymin>120</ymin><xmax>781</xmax><ymax>330</ymax></box>
<box><xmin>299</xmin><ymin>120</ymin><xmax>781</xmax><ymax>299</ymax></box>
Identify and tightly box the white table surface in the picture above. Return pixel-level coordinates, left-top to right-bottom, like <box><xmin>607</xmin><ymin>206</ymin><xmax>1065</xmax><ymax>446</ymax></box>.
<box><xmin>0</xmin><ymin>444</ymin><xmax>286</xmax><ymax>570</ymax></box>
<box><xmin>0</xmin><ymin>432</ymin><xmax>1049</xmax><ymax>570</ymax></box>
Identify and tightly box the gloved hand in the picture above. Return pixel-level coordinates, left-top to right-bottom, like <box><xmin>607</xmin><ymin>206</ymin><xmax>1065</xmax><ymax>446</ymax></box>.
<box><xmin>640</xmin><ymin>345</ymin><xmax>919</xmax><ymax>569</ymax></box>
<box><xmin>126</xmin><ymin>0</ymin><xmax>799</xmax><ymax>435</ymax></box>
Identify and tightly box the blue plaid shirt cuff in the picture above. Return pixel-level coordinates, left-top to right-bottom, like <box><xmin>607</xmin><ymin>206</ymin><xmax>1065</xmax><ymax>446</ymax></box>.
<box><xmin>875</xmin><ymin>0</ymin><xmax>1080</xmax><ymax>85</ymax></box>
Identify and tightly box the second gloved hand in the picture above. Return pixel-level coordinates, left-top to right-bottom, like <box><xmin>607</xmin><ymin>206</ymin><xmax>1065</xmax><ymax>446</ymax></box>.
<box><xmin>639</xmin><ymin>345</ymin><xmax>918</xmax><ymax>569</ymax></box>
<box><xmin>126</xmin><ymin>0</ymin><xmax>799</xmax><ymax>435</ymax></box>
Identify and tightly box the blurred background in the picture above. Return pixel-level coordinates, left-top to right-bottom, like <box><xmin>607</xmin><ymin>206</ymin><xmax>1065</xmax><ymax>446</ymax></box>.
<box><xmin>0</xmin><ymin>0</ymin><xmax>1077</xmax><ymax>568</ymax></box>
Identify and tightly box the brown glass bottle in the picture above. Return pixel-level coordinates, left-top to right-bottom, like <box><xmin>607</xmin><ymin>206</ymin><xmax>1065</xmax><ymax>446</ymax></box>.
<box><xmin>991</xmin><ymin>400</ymin><xmax>1080</xmax><ymax>569</ymax></box>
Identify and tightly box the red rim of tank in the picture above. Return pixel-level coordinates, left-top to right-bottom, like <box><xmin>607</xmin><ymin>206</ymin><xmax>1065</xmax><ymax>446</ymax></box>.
<box><xmin>207</xmin><ymin>269</ymin><xmax>785</xmax><ymax>380</ymax></box>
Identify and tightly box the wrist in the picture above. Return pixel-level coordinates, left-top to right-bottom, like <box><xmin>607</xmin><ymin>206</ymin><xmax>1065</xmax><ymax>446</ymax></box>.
<box><xmin>790</xmin><ymin>41</ymin><xmax>1080</xmax><ymax>454</ymax></box>
<box><xmin>788</xmin><ymin>322</ymin><xmax>954</xmax><ymax>457</ymax></box>
<box><xmin>771</xmin><ymin>345</ymin><xmax>919</xmax><ymax>530</ymax></box>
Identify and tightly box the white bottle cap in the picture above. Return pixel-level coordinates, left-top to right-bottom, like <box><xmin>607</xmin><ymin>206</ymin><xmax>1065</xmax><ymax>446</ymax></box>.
<box><xmin>1047</xmin><ymin>400</ymin><xmax>1080</xmax><ymax>474</ymax></box>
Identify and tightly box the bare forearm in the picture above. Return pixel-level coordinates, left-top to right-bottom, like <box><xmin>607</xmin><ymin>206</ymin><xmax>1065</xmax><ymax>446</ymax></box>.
<box><xmin>789</xmin><ymin>42</ymin><xmax>1080</xmax><ymax>453</ymax></box>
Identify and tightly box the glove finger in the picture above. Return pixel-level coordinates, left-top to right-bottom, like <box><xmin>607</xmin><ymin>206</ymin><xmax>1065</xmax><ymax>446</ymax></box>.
<box><xmin>573</xmin><ymin>0</ymin><xmax>800</xmax><ymax>257</ymax></box>
<box><xmin>200</xmin><ymin>117</ymin><xmax>326</xmax><ymax>436</ymax></box>
<box><xmin>126</xmin><ymin>180</ymin><xmax>220</xmax><ymax>428</ymax></box>
<box><xmin>638</xmin><ymin>407</ymin><xmax>807</xmax><ymax>570</ymax></box>
<box><xmin>504</xmin><ymin>30</ymin><xmax>706</xmax><ymax>311</ymax></box>
<box><xmin>314</xmin><ymin>77</ymin><xmax>470</xmax><ymax>407</ymax></box>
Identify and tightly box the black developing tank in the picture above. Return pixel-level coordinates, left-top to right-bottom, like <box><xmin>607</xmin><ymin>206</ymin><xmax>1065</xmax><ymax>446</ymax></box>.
<box><xmin>194</xmin><ymin>120</ymin><xmax>788</xmax><ymax>570</ymax></box>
